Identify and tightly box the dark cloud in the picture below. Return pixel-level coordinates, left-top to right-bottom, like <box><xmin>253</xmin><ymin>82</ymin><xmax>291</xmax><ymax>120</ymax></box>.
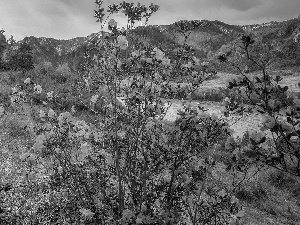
<box><xmin>0</xmin><ymin>0</ymin><xmax>300</xmax><ymax>41</ymax></box>
<box><xmin>224</xmin><ymin>0</ymin><xmax>300</xmax><ymax>25</ymax></box>
<box><xmin>219</xmin><ymin>0</ymin><xmax>262</xmax><ymax>11</ymax></box>
<box><xmin>214</xmin><ymin>0</ymin><xmax>261</xmax><ymax>12</ymax></box>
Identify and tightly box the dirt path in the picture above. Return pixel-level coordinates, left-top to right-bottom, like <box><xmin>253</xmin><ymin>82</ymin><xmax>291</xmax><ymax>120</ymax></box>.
<box><xmin>161</xmin><ymin>99</ymin><xmax>265</xmax><ymax>139</ymax></box>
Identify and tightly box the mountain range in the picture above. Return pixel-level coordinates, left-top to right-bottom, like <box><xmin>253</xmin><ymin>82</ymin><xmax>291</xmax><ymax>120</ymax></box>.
<box><xmin>8</xmin><ymin>15</ymin><xmax>300</xmax><ymax>72</ymax></box>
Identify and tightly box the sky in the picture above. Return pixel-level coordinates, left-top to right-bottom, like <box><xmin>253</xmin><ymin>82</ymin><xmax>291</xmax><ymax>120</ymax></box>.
<box><xmin>1</xmin><ymin>0</ymin><xmax>300</xmax><ymax>41</ymax></box>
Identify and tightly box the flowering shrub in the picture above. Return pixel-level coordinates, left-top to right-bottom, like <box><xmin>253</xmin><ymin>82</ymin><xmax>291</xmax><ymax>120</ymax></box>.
<box><xmin>0</xmin><ymin>2</ymin><xmax>277</xmax><ymax>225</ymax></box>
<box><xmin>218</xmin><ymin>34</ymin><xmax>300</xmax><ymax>178</ymax></box>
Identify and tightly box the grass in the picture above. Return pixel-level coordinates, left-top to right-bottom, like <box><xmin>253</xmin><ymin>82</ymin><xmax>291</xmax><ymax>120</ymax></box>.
<box><xmin>0</xmin><ymin>115</ymin><xmax>29</xmax><ymax>139</ymax></box>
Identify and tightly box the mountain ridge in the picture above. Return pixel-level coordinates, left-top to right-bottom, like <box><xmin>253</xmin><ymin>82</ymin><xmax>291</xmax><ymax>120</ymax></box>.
<box><xmin>4</xmin><ymin>16</ymin><xmax>300</xmax><ymax>71</ymax></box>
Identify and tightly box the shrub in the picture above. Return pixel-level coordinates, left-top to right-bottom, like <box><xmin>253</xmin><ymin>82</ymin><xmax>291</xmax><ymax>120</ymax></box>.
<box><xmin>51</xmin><ymin>63</ymin><xmax>73</xmax><ymax>84</ymax></box>
<box><xmin>34</xmin><ymin>61</ymin><xmax>55</xmax><ymax>76</ymax></box>
<box><xmin>50</xmin><ymin>72</ymin><xmax>68</xmax><ymax>84</ymax></box>
<box><xmin>0</xmin><ymin>92</ymin><xmax>11</xmax><ymax>107</ymax></box>
<box><xmin>0</xmin><ymin>115</ymin><xmax>29</xmax><ymax>139</ymax></box>
<box><xmin>0</xmin><ymin>3</ymin><xmax>274</xmax><ymax>225</ymax></box>
<box><xmin>56</xmin><ymin>63</ymin><xmax>72</xmax><ymax>75</ymax></box>
<box><xmin>218</xmin><ymin>34</ymin><xmax>300</xmax><ymax>180</ymax></box>
<box><xmin>7</xmin><ymin>42</ymin><xmax>34</xmax><ymax>73</ymax></box>
<box><xmin>268</xmin><ymin>170</ymin><xmax>298</xmax><ymax>190</ymax></box>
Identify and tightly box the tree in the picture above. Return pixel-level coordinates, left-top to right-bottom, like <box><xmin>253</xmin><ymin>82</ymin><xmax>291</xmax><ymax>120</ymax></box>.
<box><xmin>0</xmin><ymin>32</ymin><xmax>6</xmax><ymax>56</ymax></box>
<box><xmin>7</xmin><ymin>35</ymin><xmax>17</xmax><ymax>47</ymax></box>
<box><xmin>0</xmin><ymin>31</ymin><xmax>7</xmax><ymax>70</ymax></box>
<box><xmin>9</xmin><ymin>41</ymin><xmax>34</xmax><ymax>72</ymax></box>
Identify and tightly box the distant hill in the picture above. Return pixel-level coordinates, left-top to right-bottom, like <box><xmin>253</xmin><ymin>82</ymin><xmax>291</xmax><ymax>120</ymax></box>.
<box><xmin>229</xmin><ymin>17</ymin><xmax>300</xmax><ymax>70</ymax></box>
<box><xmin>21</xmin><ymin>36</ymin><xmax>87</xmax><ymax>69</ymax></box>
<box><xmin>6</xmin><ymin>16</ymin><xmax>300</xmax><ymax>72</ymax></box>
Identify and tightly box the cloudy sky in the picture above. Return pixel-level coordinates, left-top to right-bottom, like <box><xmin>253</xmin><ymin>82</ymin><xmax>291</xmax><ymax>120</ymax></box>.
<box><xmin>1</xmin><ymin>0</ymin><xmax>300</xmax><ymax>41</ymax></box>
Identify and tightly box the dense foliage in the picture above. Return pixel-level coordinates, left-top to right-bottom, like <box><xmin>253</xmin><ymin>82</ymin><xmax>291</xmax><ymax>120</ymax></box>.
<box><xmin>0</xmin><ymin>35</ymin><xmax>34</xmax><ymax>72</ymax></box>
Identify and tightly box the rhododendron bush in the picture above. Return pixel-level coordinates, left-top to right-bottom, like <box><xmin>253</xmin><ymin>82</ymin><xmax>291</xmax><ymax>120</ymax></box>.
<box><xmin>217</xmin><ymin>34</ymin><xmax>300</xmax><ymax>177</ymax></box>
<box><xmin>1</xmin><ymin>2</ymin><xmax>246</xmax><ymax>225</ymax></box>
<box><xmin>3</xmin><ymin>1</ymin><xmax>300</xmax><ymax>225</ymax></box>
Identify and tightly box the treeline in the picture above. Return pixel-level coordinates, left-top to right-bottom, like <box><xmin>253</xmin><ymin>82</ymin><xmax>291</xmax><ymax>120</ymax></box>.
<box><xmin>0</xmin><ymin>30</ymin><xmax>34</xmax><ymax>73</ymax></box>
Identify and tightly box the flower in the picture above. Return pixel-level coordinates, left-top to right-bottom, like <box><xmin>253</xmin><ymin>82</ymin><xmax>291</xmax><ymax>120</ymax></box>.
<box><xmin>46</xmin><ymin>91</ymin><xmax>53</xmax><ymax>100</ymax></box>
<box><xmin>153</xmin><ymin>47</ymin><xmax>165</xmax><ymax>60</ymax></box>
<box><xmin>162</xmin><ymin>170</ymin><xmax>172</xmax><ymax>183</ymax></box>
<box><xmin>181</xmin><ymin>173</ymin><xmax>191</xmax><ymax>182</ymax></box>
<box><xmin>224</xmin><ymin>97</ymin><xmax>230</xmax><ymax>103</ymax></box>
<box><xmin>268</xmin><ymin>99</ymin><xmax>280</xmax><ymax>109</ymax></box>
<box><xmin>91</xmin><ymin>95</ymin><xmax>99</xmax><ymax>104</ymax></box>
<box><xmin>10</xmin><ymin>95</ymin><xmax>19</xmax><ymax>104</ymax></box>
<box><xmin>145</xmin><ymin>120</ymin><xmax>155</xmax><ymax>130</ymax></box>
<box><xmin>34</xmin><ymin>84</ymin><xmax>42</xmax><ymax>94</ymax></box>
<box><xmin>154</xmin><ymin>72</ymin><xmax>161</xmax><ymax>80</ymax></box>
<box><xmin>117</xmin><ymin>130</ymin><xmax>126</xmax><ymax>139</ymax></box>
<box><xmin>79</xmin><ymin>208</ymin><xmax>95</xmax><ymax>219</ymax></box>
<box><xmin>198</xmin><ymin>112</ymin><xmax>210</xmax><ymax>118</ymax></box>
<box><xmin>190</xmin><ymin>158</ymin><xmax>203</xmax><ymax>171</ymax></box>
<box><xmin>225</xmin><ymin>137</ymin><xmax>235</xmax><ymax>150</ymax></box>
<box><xmin>225</xmin><ymin>78</ymin><xmax>234</xmax><ymax>87</ymax></box>
<box><xmin>235</xmin><ymin>76</ymin><xmax>243</xmax><ymax>83</ymax></box>
<box><xmin>201</xmin><ymin>61</ymin><xmax>209</xmax><ymax>67</ymax></box>
<box><xmin>192</xmin><ymin>71</ymin><xmax>198</xmax><ymax>76</ymax></box>
<box><xmin>44</xmin><ymin>123</ymin><xmax>52</xmax><ymax>131</ymax></box>
<box><xmin>281</xmin><ymin>122</ymin><xmax>293</xmax><ymax>132</ymax></box>
<box><xmin>211</xmin><ymin>113</ymin><xmax>218</xmax><ymax>120</ymax></box>
<box><xmin>217</xmin><ymin>189</ymin><xmax>227</xmax><ymax>197</ymax></box>
<box><xmin>11</xmin><ymin>87</ymin><xmax>18</xmax><ymax>94</ymax></box>
<box><xmin>146</xmin><ymin>58</ymin><xmax>153</xmax><ymax>64</ymax></box>
<box><xmin>108</xmin><ymin>19</ymin><xmax>117</xmax><ymax>28</ymax></box>
<box><xmin>131</xmin><ymin>51</ymin><xmax>139</xmax><ymax>57</ymax></box>
<box><xmin>286</xmin><ymin>106</ymin><xmax>293</xmax><ymax>115</ymax></box>
<box><xmin>230</xmin><ymin>195</ymin><xmax>239</xmax><ymax>204</ymax></box>
<box><xmin>184</xmin><ymin>62</ymin><xmax>192</xmax><ymax>68</ymax></box>
<box><xmin>162</xmin><ymin>58</ymin><xmax>170</xmax><ymax>66</ymax></box>
<box><xmin>262</xmin><ymin>116</ymin><xmax>276</xmax><ymax>129</ymax></box>
<box><xmin>193</xmin><ymin>56</ymin><xmax>200</xmax><ymax>65</ymax></box>
<box><xmin>122</xmin><ymin>209</ymin><xmax>134</xmax><ymax>221</ymax></box>
<box><xmin>39</xmin><ymin>110</ymin><xmax>46</xmax><ymax>118</ymax></box>
<box><xmin>26</xmin><ymin>153</ymin><xmax>37</xmax><ymax>163</ymax></box>
<box><xmin>93</xmin><ymin>131</ymin><xmax>104</xmax><ymax>143</ymax></box>
<box><xmin>71</xmin><ymin>105</ymin><xmax>76</xmax><ymax>114</ymax></box>
<box><xmin>80</xmin><ymin>142</ymin><xmax>92</xmax><ymax>158</ymax></box>
<box><xmin>117</xmin><ymin>35</ymin><xmax>128</xmax><ymax>50</ymax></box>
<box><xmin>20</xmin><ymin>152</ymin><xmax>30</xmax><ymax>161</ymax></box>
<box><xmin>54</xmin><ymin>148</ymin><xmax>61</xmax><ymax>154</ymax></box>
<box><xmin>293</xmin><ymin>98</ymin><xmax>300</xmax><ymax>107</ymax></box>
<box><xmin>250</xmin><ymin>131</ymin><xmax>265</xmax><ymax>143</ymax></box>
<box><xmin>33</xmin><ymin>134</ymin><xmax>46</xmax><ymax>152</ymax></box>
<box><xmin>58</xmin><ymin>112</ymin><xmax>72</xmax><ymax>125</ymax></box>
<box><xmin>57</xmin><ymin>166</ymin><xmax>63</xmax><ymax>175</ymax></box>
<box><xmin>48</xmin><ymin>108</ymin><xmax>56</xmax><ymax>118</ymax></box>
<box><xmin>73</xmin><ymin>120</ymin><xmax>91</xmax><ymax>139</ymax></box>
<box><xmin>0</xmin><ymin>106</ymin><xmax>4</xmax><ymax>117</ymax></box>
<box><xmin>24</xmin><ymin>78</ymin><xmax>31</xmax><ymax>84</ymax></box>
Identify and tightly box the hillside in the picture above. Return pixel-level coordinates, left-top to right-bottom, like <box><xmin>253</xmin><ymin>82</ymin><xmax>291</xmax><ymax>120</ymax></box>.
<box><xmin>21</xmin><ymin>36</ymin><xmax>87</xmax><ymax>69</ymax></box>
<box><xmin>1</xmin><ymin>16</ymin><xmax>299</xmax><ymax>73</ymax></box>
<box><xmin>15</xmin><ymin>19</ymin><xmax>244</xmax><ymax>72</ymax></box>
<box><xmin>225</xmin><ymin>17</ymin><xmax>300</xmax><ymax>70</ymax></box>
